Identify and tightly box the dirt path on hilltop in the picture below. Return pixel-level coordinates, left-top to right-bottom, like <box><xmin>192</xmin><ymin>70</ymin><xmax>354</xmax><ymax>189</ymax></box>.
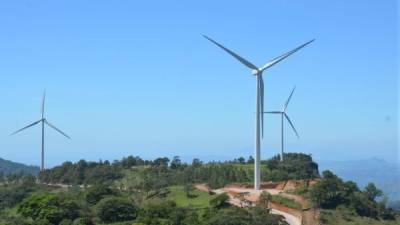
<box><xmin>195</xmin><ymin>184</ymin><xmax>303</xmax><ymax>225</ymax></box>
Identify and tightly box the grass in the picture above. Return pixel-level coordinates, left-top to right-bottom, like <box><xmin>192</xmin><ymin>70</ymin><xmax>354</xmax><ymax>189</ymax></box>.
<box><xmin>166</xmin><ymin>185</ymin><xmax>215</xmax><ymax>209</ymax></box>
<box><xmin>320</xmin><ymin>208</ymin><xmax>400</xmax><ymax>225</ymax></box>
<box><xmin>271</xmin><ymin>195</ymin><xmax>302</xmax><ymax>210</ymax></box>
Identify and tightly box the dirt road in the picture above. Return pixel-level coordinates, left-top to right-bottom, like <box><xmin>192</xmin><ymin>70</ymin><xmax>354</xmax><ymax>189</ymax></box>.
<box><xmin>211</xmin><ymin>186</ymin><xmax>301</xmax><ymax>225</ymax></box>
<box><xmin>271</xmin><ymin>209</ymin><xmax>302</xmax><ymax>225</ymax></box>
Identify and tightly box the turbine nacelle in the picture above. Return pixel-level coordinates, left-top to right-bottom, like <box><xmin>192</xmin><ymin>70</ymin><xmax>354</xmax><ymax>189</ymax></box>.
<box><xmin>252</xmin><ymin>69</ymin><xmax>260</xmax><ymax>75</ymax></box>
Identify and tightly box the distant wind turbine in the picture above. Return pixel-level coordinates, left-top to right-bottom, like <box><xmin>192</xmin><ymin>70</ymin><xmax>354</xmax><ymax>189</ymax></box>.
<box><xmin>11</xmin><ymin>91</ymin><xmax>71</xmax><ymax>171</ymax></box>
<box><xmin>204</xmin><ymin>35</ymin><xmax>313</xmax><ymax>190</ymax></box>
<box><xmin>264</xmin><ymin>87</ymin><xmax>299</xmax><ymax>162</ymax></box>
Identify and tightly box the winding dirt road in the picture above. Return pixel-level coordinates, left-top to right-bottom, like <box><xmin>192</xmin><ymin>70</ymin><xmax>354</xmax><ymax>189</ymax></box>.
<box><xmin>271</xmin><ymin>209</ymin><xmax>301</xmax><ymax>225</ymax></box>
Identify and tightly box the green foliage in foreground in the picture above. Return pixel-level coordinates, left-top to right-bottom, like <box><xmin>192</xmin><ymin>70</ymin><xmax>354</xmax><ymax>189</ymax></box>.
<box><xmin>0</xmin><ymin>154</ymin><xmax>398</xmax><ymax>225</ymax></box>
<box><xmin>18</xmin><ymin>193</ymin><xmax>81</xmax><ymax>224</ymax></box>
<box><xmin>320</xmin><ymin>207</ymin><xmax>400</xmax><ymax>225</ymax></box>
<box><xmin>0</xmin><ymin>178</ymin><xmax>36</xmax><ymax>210</ymax></box>
<box><xmin>309</xmin><ymin>170</ymin><xmax>397</xmax><ymax>220</ymax></box>
<box><xmin>0</xmin><ymin>181</ymin><xmax>288</xmax><ymax>225</ymax></box>
<box><xmin>271</xmin><ymin>195</ymin><xmax>302</xmax><ymax>210</ymax></box>
<box><xmin>203</xmin><ymin>207</ymin><xmax>289</xmax><ymax>225</ymax></box>
<box><xmin>96</xmin><ymin>197</ymin><xmax>138</xmax><ymax>223</ymax></box>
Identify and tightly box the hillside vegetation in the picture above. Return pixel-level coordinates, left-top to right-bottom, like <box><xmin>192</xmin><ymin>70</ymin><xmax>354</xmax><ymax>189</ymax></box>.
<box><xmin>0</xmin><ymin>158</ymin><xmax>39</xmax><ymax>176</ymax></box>
<box><xmin>0</xmin><ymin>153</ymin><xmax>398</xmax><ymax>225</ymax></box>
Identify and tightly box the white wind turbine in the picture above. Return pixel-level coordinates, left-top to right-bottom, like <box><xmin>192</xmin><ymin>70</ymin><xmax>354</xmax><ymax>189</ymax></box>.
<box><xmin>204</xmin><ymin>35</ymin><xmax>313</xmax><ymax>190</ymax></box>
<box><xmin>11</xmin><ymin>91</ymin><xmax>71</xmax><ymax>171</ymax></box>
<box><xmin>264</xmin><ymin>87</ymin><xmax>299</xmax><ymax>162</ymax></box>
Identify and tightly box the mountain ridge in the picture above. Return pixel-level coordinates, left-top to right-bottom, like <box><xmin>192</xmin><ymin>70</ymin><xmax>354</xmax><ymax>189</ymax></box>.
<box><xmin>318</xmin><ymin>157</ymin><xmax>400</xmax><ymax>201</ymax></box>
<box><xmin>0</xmin><ymin>157</ymin><xmax>40</xmax><ymax>175</ymax></box>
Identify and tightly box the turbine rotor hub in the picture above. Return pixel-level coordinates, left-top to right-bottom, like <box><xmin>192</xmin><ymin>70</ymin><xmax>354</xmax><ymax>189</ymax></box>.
<box><xmin>251</xmin><ymin>69</ymin><xmax>260</xmax><ymax>75</ymax></box>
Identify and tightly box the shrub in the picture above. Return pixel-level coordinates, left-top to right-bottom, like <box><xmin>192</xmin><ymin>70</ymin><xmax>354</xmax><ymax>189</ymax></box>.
<box><xmin>271</xmin><ymin>195</ymin><xmax>301</xmax><ymax>210</ymax></box>
<box><xmin>96</xmin><ymin>197</ymin><xmax>137</xmax><ymax>223</ymax></box>
<box><xmin>209</xmin><ymin>193</ymin><xmax>229</xmax><ymax>208</ymax></box>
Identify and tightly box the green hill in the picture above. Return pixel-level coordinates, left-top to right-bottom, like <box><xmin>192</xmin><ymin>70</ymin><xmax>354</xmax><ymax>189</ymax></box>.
<box><xmin>0</xmin><ymin>154</ymin><xmax>398</xmax><ymax>225</ymax></box>
<box><xmin>0</xmin><ymin>158</ymin><xmax>39</xmax><ymax>176</ymax></box>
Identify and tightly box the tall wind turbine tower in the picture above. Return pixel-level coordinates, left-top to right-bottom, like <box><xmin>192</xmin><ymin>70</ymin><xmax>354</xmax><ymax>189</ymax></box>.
<box><xmin>264</xmin><ymin>87</ymin><xmax>299</xmax><ymax>161</ymax></box>
<box><xmin>204</xmin><ymin>36</ymin><xmax>313</xmax><ymax>190</ymax></box>
<box><xmin>11</xmin><ymin>91</ymin><xmax>71</xmax><ymax>171</ymax></box>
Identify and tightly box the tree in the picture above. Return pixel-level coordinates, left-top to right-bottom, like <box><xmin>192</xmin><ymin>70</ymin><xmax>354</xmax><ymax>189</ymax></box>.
<box><xmin>237</xmin><ymin>157</ymin><xmax>246</xmax><ymax>164</ymax></box>
<box><xmin>153</xmin><ymin>157</ymin><xmax>170</xmax><ymax>168</ymax></box>
<box><xmin>265</xmin><ymin>153</ymin><xmax>319</xmax><ymax>181</ymax></box>
<box><xmin>309</xmin><ymin>170</ymin><xmax>349</xmax><ymax>208</ymax></box>
<box><xmin>205</xmin><ymin>208</ymin><xmax>252</xmax><ymax>225</ymax></box>
<box><xmin>350</xmin><ymin>192</ymin><xmax>379</xmax><ymax>218</ymax></box>
<box><xmin>85</xmin><ymin>183</ymin><xmax>116</xmax><ymax>204</ymax></box>
<box><xmin>247</xmin><ymin>156</ymin><xmax>254</xmax><ymax>164</ymax></box>
<box><xmin>250</xmin><ymin>206</ymin><xmax>288</xmax><ymax>225</ymax></box>
<box><xmin>96</xmin><ymin>197</ymin><xmax>138</xmax><ymax>223</ymax></box>
<box><xmin>258</xmin><ymin>191</ymin><xmax>272</xmax><ymax>206</ymax></box>
<box><xmin>182</xmin><ymin>210</ymin><xmax>201</xmax><ymax>225</ymax></box>
<box><xmin>0</xmin><ymin>182</ymin><xmax>35</xmax><ymax>209</ymax></box>
<box><xmin>18</xmin><ymin>193</ymin><xmax>80</xmax><ymax>224</ymax></box>
<box><xmin>137</xmin><ymin>200</ymin><xmax>177</xmax><ymax>223</ymax></box>
<box><xmin>192</xmin><ymin>158</ymin><xmax>202</xmax><ymax>167</ymax></box>
<box><xmin>170</xmin><ymin>156</ymin><xmax>182</xmax><ymax>169</ymax></box>
<box><xmin>59</xmin><ymin>219</ymin><xmax>73</xmax><ymax>225</ymax></box>
<box><xmin>364</xmin><ymin>183</ymin><xmax>383</xmax><ymax>201</ymax></box>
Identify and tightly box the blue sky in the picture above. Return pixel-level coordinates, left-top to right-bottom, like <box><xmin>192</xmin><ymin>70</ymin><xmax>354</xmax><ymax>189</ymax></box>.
<box><xmin>0</xmin><ymin>0</ymin><xmax>397</xmax><ymax>167</ymax></box>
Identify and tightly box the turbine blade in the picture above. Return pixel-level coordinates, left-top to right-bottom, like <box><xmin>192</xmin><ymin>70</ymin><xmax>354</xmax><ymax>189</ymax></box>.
<box><xmin>11</xmin><ymin>119</ymin><xmax>42</xmax><ymax>135</ymax></box>
<box><xmin>263</xmin><ymin>111</ymin><xmax>282</xmax><ymax>114</ymax></box>
<box><xmin>260</xmin><ymin>75</ymin><xmax>264</xmax><ymax>138</ymax></box>
<box><xmin>44</xmin><ymin>120</ymin><xmax>71</xmax><ymax>139</ymax></box>
<box><xmin>41</xmin><ymin>90</ymin><xmax>46</xmax><ymax>119</ymax></box>
<box><xmin>203</xmin><ymin>35</ymin><xmax>258</xmax><ymax>70</ymax></box>
<box><xmin>260</xmin><ymin>39</ymin><xmax>315</xmax><ymax>72</ymax></box>
<box><xmin>284</xmin><ymin>86</ymin><xmax>296</xmax><ymax>111</ymax></box>
<box><xmin>284</xmin><ymin>114</ymin><xmax>299</xmax><ymax>139</ymax></box>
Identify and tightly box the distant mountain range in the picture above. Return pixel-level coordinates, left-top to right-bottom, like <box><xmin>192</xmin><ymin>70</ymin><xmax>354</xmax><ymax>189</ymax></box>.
<box><xmin>318</xmin><ymin>158</ymin><xmax>400</xmax><ymax>202</ymax></box>
<box><xmin>0</xmin><ymin>157</ymin><xmax>40</xmax><ymax>176</ymax></box>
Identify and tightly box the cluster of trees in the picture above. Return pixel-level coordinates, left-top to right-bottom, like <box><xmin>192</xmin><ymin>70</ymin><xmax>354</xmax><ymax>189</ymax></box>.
<box><xmin>0</xmin><ymin>180</ymin><xmax>287</xmax><ymax>225</ymax></box>
<box><xmin>0</xmin><ymin>154</ymin><xmax>398</xmax><ymax>224</ymax></box>
<box><xmin>39</xmin><ymin>153</ymin><xmax>320</xmax><ymax>189</ymax></box>
<box><xmin>0</xmin><ymin>172</ymin><xmax>36</xmax><ymax>184</ymax></box>
<box><xmin>263</xmin><ymin>153</ymin><xmax>319</xmax><ymax>181</ymax></box>
<box><xmin>38</xmin><ymin>156</ymin><xmax>252</xmax><ymax>189</ymax></box>
<box><xmin>118</xmin><ymin>159</ymin><xmax>251</xmax><ymax>194</ymax></box>
<box><xmin>38</xmin><ymin>160</ymin><xmax>123</xmax><ymax>185</ymax></box>
<box><xmin>309</xmin><ymin>170</ymin><xmax>396</xmax><ymax>220</ymax></box>
<box><xmin>0</xmin><ymin>176</ymin><xmax>37</xmax><ymax>210</ymax></box>
<box><xmin>230</xmin><ymin>156</ymin><xmax>254</xmax><ymax>164</ymax></box>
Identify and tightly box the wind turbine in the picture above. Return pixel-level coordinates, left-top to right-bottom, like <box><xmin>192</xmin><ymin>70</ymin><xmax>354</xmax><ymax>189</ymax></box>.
<box><xmin>11</xmin><ymin>91</ymin><xmax>71</xmax><ymax>171</ymax></box>
<box><xmin>264</xmin><ymin>87</ymin><xmax>299</xmax><ymax>162</ymax></box>
<box><xmin>204</xmin><ymin>35</ymin><xmax>313</xmax><ymax>190</ymax></box>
